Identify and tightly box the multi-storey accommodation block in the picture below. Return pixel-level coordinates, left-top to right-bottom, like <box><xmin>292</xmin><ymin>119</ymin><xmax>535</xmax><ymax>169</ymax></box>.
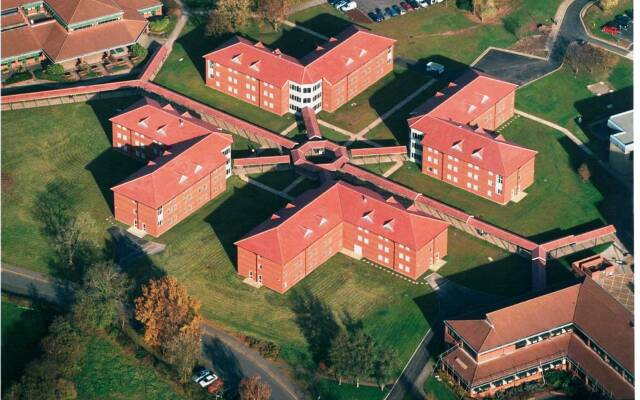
<box><xmin>235</xmin><ymin>181</ymin><xmax>449</xmax><ymax>293</ymax></box>
<box><xmin>203</xmin><ymin>26</ymin><xmax>395</xmax><ymax>115</ymax></box>
<box><xmin>441</xmin><ymin>278</ymin><xmax>634</xmax><ymax>399</ymax></box>
<box><xmin>407</xmin><ymin>70</ymin><xmax>537</xmax><ymax>204</ymax></box>
<box><xmin>110</xmin><ymin>98</ymin><xmax>232</xmax><ymax>237</ymax></box>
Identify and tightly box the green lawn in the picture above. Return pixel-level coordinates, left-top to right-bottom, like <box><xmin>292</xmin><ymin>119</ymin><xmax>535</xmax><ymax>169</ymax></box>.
<box><xmin>154</xmin><ymin>18</ymin><xmax>320</xmax><ymax>133</ymax></box>
<box><xmin>582</xmin><ymin>0</ymin><xmax>633</xmax><ymax>44</ymax></box>
<box><xmin>1</xmin><ymin>97</ymin><xmax>143</xmax><ymax>275</ymax></box>
<box><xmin>75</xmin><ymin>334</ymin><xmax>188</xmax><ymax>399</ymax></box>
<box><xmin>318</xmin><ymin>68</ymin><xmax>432</xmax><ymax>135</ymax></box>
<box><xmin>314</xmin><ymin>379</ymin><xmax>388</xmax><ymax>400</ymax></box>
<box><xmin>1</xmin><ymin>297</ymin><xmax>55</xmax><ymax>392</ymax></box>
<box><xmin>359</xmin><ymin>162</ymin><xmax>397</xmax><ymax>175</ymax></box>
<box><xmin>287</xmin><ymin>177</ymin><xmax>322</xmax><ymax>197</ymax></box>
<box><xmin>516</xmin><ymin>58</ymin><xmax>633</xmax><ymax>155</ymax></box>
<box><xmin>424</xmin><ymin>376</ymin><xmax>458</xmax><ymax>400</ymax></box>
<box><xmin>390</xmin><ymin>117</ymin><xmax>628</xmax><ymax>243</ymax></box>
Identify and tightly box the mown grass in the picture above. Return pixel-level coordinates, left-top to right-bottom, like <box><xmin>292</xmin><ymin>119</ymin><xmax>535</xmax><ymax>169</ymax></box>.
<box><xmin>314</xmin><ymin>379</ymin><xmax>388</xmax><ymax>400</ymax></box>
<box><xmin>516</xmin><ymin>57</ymin><xmax>633</xmax><ymax>152</ymax></box>
<box><xmin>390</xmin><ymin>117</ymin><xmax>625</xmax><ymax>242</ymax></box>
<box><xmin>1</xmin><ymin>297</ymin><xmax>55</xmax><ymax>392</ymax></box>
<box><xmin>75</xmin><ymin>334</ymin><xmax>188</xmax><ymax>399</ymax></box>
<box><xmin>249</xmin><ymin>169</ymin><xmax>301</xmax><ymax>191</ymax></box>
<box><xmin>1</xmin><ymin>97</ymin><xmax>143</xmax><ymax>275</ymax></box>
<box><xmin>359</xmin><ymin>162</ymin><xmax>397</xmax><ymax>175</ymax></box>
<box><xmin>424</xmin><ymin>375</ymin><xmax>458</xmax><ymax>400</ymax></box>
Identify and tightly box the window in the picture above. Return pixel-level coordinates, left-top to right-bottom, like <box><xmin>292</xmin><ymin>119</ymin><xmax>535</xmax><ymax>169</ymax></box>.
<box><xmin>357</xmin><ymin>235</ymin><xmax>363</xmax><ymax>242</ymax></box>
<box><xmin>378</xmin><ymin>244</ymin><xmax>383</xmax><ymax>250</ymax></box>
<box><xmin>447</xmin><ymin>164</ymin><xmax>452</xmax><ymax>170</ymax></box>
<box><xmin>399</xmin><ymin>253</ymin><xmax>404</xmax><ymax>260</ymax></box>
<box><xmin>405</xmin><ymin>255</ymin><xmax>410</xmax><ymax>262</ymax></box>
<box><xmin>364</xmin><ymin>238</ymin><xmax>369</xmax><ymax>244</ymax></box>
<box><xmin>487</xmin><ymin>190</ymin><xmax>492</xmax><ymax>197</ymax></box>
<box><xmin>384</xmin><ymin>247</ymin><xmax>389</xmax><ymax>253</ymax></box>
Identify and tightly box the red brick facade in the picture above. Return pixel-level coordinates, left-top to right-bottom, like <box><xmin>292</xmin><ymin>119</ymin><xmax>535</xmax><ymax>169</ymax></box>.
<box><xmin>408</xmin><ymin>71</ymin><xmax>537</xmax><ymax>205</ymax></box>
<box><xmin>203</xmin><ymin>27</ymin><xmax>395</xmax><ymax>115</ymax></box>
<box><xmin>235</xmin><ymin>181</ymin><xmax>449</xmax><ymax>293</ymax></box>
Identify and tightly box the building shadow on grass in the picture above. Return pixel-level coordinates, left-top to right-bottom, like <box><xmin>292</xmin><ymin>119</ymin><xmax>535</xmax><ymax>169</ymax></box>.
<box><xmin>205</xmin><ymin>183</ymin><xmax>289</xmax><ymax>265</ymax></box>
<box><xmin>288</xmin><ymin>288</ymin><xmax>339</xmax><ymax>366</ymax></box>
<box><xmin>293</xmin><ymin>13</ymin><xmax>361</xmax><ymax>39</ymax></box>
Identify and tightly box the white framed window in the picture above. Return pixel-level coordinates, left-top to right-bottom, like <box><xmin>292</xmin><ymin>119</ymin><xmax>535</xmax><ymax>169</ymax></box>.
<box><xmin>467</xmin><ymin>172</ymin><xmax>472</xmax><ymax>178</ymax></box>
<box><xmin>385</xmin><ymin>247</ymin><xmax>389</xmax><ymax>253</ymax></box>
<box><xmin>467</xmin><ymin>182</ymin><xmax>472</xmax><ymax>189</ymax></box>
<box><xmin>434</xmin><ymin>158</ymin><xmax>438</xmax><ymax>165</ymax></box>
<box><xmin>446</xmin><ymin>174</ymin><xmax>451</xmax><ymax>180</ymax></box>
<box><xmin>453</xmin><ymin>166</ymin><xmax>458</xmax><ymax>172</ymax></box>
<box><xmin>378</xmin><ymin>254</ymin><xmax>383</xmax><ymax>261</ymax></box>
<box><xmin>406</xmin><ymin>255</ymin><xmax>411</xmax><ymax>262</ymax></box>
<box><xmin>364</xmin><ymin>238</ymin><xmax>369</xmax><ymax>244</ymax></box>
<box><xmin>487</xmin><ymin>190</ymin><xmax>492</xmax><ymax>197</ymax></box>
<box><xmin>447</xmin><ymin>164</ymin><xmax>452</xmax><ymax>170</ymax></box>
<box><xmin>473</xmin><ymin>184</ymin><xmax>478</xmax><ymax>191</ymax></box>
<box><xmin>399</xmin><ymin>253</ymin><xmax>404</xmax><ymax>260</ymax></box>
<box><xmin>384</xmin><ymin>257</ymin><xmax>389</xmax><ymax>263</ymax></box>
<box><xmin>357</xmin><ymin>235</ymin><xmax>363</xmax><ymax>242</ymax></box>
<box><xmin>453</xmin><ymin>177</ymin><xmax>458</xmax><ymax>183</ymax></box>
<box><xmin>378</xmin><ymin>244</ymin><xmax>383</xmax><ymax>250</ymax></box>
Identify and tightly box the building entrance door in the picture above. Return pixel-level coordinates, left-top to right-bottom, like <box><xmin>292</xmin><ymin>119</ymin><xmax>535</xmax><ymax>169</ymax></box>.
<box><xmin>354</xmin><ymin>244</ymin><xmax>362</xmax><ymax>257</ymax></box>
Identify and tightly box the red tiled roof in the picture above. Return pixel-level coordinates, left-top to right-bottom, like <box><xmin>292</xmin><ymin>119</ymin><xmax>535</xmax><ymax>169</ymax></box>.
<box><xmin>1</xmin><ymin>10</ymin><xmax>27</xmax><ymax>30</ymax></box>
<box><xmin>468</xmin><ymin>218</ymin><xmax>537</xmax><ymax>251</ymax></box>
<box><xmin>45</xmin><ymin>0</ymin><xmax>123</xmax><ymax>25</ymax></box>
<box><xmin>233</xmin><ymin>155</ymin><xmax>291</xmax><ymax>166</ymax></box>
<box><xmin>414</xmin><ymin>117</ymin><xmax>537</xmax><ymax>176</ymax></box>
<box><xmin>1</xmin><ymin>24</ymin><xmax>41</xmax><ymax>59</ymax></box>
<box><xmin>1</xmin><ymin>0</ymin><xmax>31</xmax><ymax>11</ymax></box>
<box><xmin>235</xmin><ymin>181</ymin><xmax>448</xmax><ymax>264</ymax></box>
<box><xmin>110</xmin><ymin>97</ymin><xmax>221</xmax><ymax>146</ymax></box>
<box><xmin>203</xmin><ymin>26</ymin><xmax>395</xmax><ymax>86</ymax></box>
<box><xmin>111</xmin><ymin>133</ymin><xmax>231</xmax><ymax>207</ymax></box>
<box><xmin>350</xmin><ymin>146</ymin><xmax>407</xmax><ymax>157</ymax></box>
<box><xmin>410</xmin><ymin>70</ymin><xmax>517</xmax><ymax>126</ymax></box>
<box><xmin>415</xmin><ymin>194</ymin><xmax>471</xmax><ymax>222</ymax></box>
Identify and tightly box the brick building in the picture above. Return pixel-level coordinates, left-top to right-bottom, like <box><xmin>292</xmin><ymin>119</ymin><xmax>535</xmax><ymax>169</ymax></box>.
<box><xmin>235</xmin><ymin>181</ymin><xmax>449</xmax><ymax>293</ymax></box>
<box><xmin>441</xmin><ymin>278</ymin><xmax>634</xmax><ymax>399</ymax></box>
<box><xmin>1</xmin><ymin>0</ymin><xmax>161</xmax><ymax>72</ymax></box>
<box><xmin>408</xmin><ymin>70</ymin><xmax>537</xmax><ymax>204</ymax></box>
<box><xmin>110</xmin><ymin>98</ymin><xmax>232</xmax><ymax>237</ymax></box>
<box><xmin>203</xmin><ymin>26</ymin><xmax>395</xmax><ymax>115</ymax></box>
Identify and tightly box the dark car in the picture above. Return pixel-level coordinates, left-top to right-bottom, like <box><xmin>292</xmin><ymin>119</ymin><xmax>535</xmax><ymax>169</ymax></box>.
<box><xmin>625</xmin><ymin>9</ymin><xmax>632</xmax><ymax>19</ymax></box>
<box><xmin>400</xmin><ymin>1</ymin><xmax>413</xmax><ymax>11</ymax></box>
<box><xmin>368</xmin><ymin>11</ymin><xmax>383</xmax><ymax>22</ymax></box>
<box><xmin>392</xmin><ymin>4</ymin><xmax>404</xmax><ymax>15</ymax></box>
<box><xmin>408</xmin><ymin>0</ymin><xmax>421</xmax><ymax>8</ymax></box>
<box><xmin>385</xmin><ymin>6</ymin><xmax>396</xmax><ymax>17</ymax></box>
<box><xmin>376</xmin><ymin>7</ymin><xmax>388</xmax><ymax>19</ymax></box>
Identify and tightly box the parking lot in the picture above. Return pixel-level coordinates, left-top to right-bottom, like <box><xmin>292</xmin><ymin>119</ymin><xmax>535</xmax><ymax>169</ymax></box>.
<box><xmin>350</xmin><ymin>0</ymin><xmax>439</xmax><ymax>19</ymax></box>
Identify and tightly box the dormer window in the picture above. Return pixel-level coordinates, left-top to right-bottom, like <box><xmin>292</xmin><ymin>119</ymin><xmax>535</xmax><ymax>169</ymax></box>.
<box><xmin>250</xmin><ymin>60</ymin><xmax>260</xmax><ymax>71</ymax></box>
<box><xmin>362</xmin><ymin>210</ymin><xmax>374</xmax><ymax>223</ymax></box>
<box><xmin>383</xmin><ymin>219</ymin><xmax>395</xmax><ymax>231</ymax></box>
<box><xmin>452</xmin><ymin>140</ymin><xmax>463</xmax><ymax>152</ymax></box>
<box><xmin>138</xmin><ymin>117</ymin><xmax>149</xmax><ymax>128</ymax></box>
<box><xmin>156</xmin><ymin>124</ymin><xmax>167</xmax><ymax>136</ymax></box>
<box><xmin>467</xmin><ymin>104</ymin><xmax>477</xmax><ymax>114</ymax></box>
<box><xmin>179</xmin><ymin>175</ymin><xmax>188</xmax><ymax>184</ymax></box>
<box><xmin>345</xmin><ymin>57</ymin><xmax>354</xmax><ymax>66</ymax></box>
<box><xmin>472</xmin><ymin>149</ymin><xmax>483</xmax><ymax>160</ymax></box>
<box><xmin>194</xmin><ymin>164</ymin><xmax>203</xmax><ymax>174</ymax></box>
<box><xmin>358</xmin><ymin>48</ymin><xmax>367</xmax><ymax>57</ymax></box>
<box><xmin>303</xmin><ymin>227</ymin><xmax>313</xmax><ymax>238</ymax></box>
<box><xmin>317</xmin><ymin>216</ymin><xmax>328</xmax><ymax>226</ymax></box>
<box><xmin>480</xmin><ymin>94</ymin><xmax>490</xmax><ymax>104</ymax></box>
<box><xmin>232</xmin><ymin>53</ymin><xmax>243</xmax><ymax>64</ymax></box>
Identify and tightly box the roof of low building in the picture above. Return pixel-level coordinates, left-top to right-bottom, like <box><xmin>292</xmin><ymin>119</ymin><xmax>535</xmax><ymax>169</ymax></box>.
<box><xmin>235</xmin><ymin>180</ymin><xmax>449</xmax><ymax>264</ymax></box>
<box><xmin>45</xmin><ymin>0</ymin><xmax>123</xmax><ymax>26</ymax></box>
<box><xmin>609</xmin><ymin>109</ymin><xmax>633</xmax><ymax>145</ymax></box>
<box><xmin>203</xmin><ymin>26</ymin><xmax>396</xmax><ymax>86</ymax></box>
<box><xmin>446</xmin><ymin>278</ymin><xmax>634</xmax><ymax>372</ymax></box>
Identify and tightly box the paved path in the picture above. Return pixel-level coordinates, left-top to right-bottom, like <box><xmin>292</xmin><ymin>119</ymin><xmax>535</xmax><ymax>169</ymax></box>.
<box><xmin>239</xmin><ymin>174</ymin><xmax>295</xmax><ymax>201</ymax></box>
<box><xmin>280</xmin><ymin>121</ymin><xmax>300</xmax><ymax>137</ymax></box>
<box><xmin>283</xmin><ymin>175</ymin><xmax>306</xmax><ymax>193</ymax></box>
<box><xmin>1</xmin><ymin>263</ymin><xmax>305</xmax><ymax>400</ymax></box>
<box><xmin>382</xmin><ymin>160</ymin><xmax>403</xmax><ymax>178</ymax></box>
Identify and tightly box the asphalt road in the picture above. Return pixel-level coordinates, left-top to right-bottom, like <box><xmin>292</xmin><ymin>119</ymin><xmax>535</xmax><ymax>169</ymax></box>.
<box><xmin>473</xmin><ymin>0</ymin><xmax>631</xmax><ymax>85</ymax></box>
<box><xmin>1</xmin><ymin>264</ymin><xmax>305</xmax><ymax>400</ymax></box>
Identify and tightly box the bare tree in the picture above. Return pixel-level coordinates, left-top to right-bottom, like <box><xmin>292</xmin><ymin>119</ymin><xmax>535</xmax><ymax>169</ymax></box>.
<box><xmin>164</xmin><ymin>329</ymin><xmax>201</xmax><ymax>384</ymax></box>
<box><xmin>598</xmin><ymin>0</ymin><xmax>618</xmax><ymax>11</ymax></box>
<box><xmin>53</xmin><ymin>212</ymin><xmax>97</xmax><ymax>269</ymax></box>
<box><xmin>239</xmin><ymin>375</ymin><xmax>272</xmax><ymax>400</ymax></box>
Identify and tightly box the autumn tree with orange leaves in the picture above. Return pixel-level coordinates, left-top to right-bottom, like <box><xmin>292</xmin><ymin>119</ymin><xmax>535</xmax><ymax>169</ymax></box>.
<box><xmin>134</xmin><ymin>276</ymin><xmax>201</xmax><ymax>349</ymax></box>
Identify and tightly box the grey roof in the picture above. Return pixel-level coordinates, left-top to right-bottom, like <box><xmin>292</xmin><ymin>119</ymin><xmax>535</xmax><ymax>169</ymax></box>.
<box><xmin>609</xmin><ymin>110</ymin><xmax>633</xmax><ymax>145</ymax></box>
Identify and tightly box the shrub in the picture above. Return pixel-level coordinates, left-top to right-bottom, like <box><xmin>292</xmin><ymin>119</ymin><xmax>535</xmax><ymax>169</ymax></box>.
<box><xmin>244</xmin><ymin>336</ymin><xmax>281</xmax><ymax>360</ymax></box>
<box><xmin>149</xmin><ymin>17</ymin><xmax>171</xmax><ymax>32</ymax></box>
<box><xmin>130</xmin><ymin>43</ymin><xmax>148</xmax><ymax>59</ymax></box>
<box><xmin>578</xmin><ymin>162</ymin><xmax>591</xmax><ymax>182</ymax></box>
<box><xmin>46</xmin><ymin>63</ymin><xmax>64</xmax><ymax>76</ymax></box>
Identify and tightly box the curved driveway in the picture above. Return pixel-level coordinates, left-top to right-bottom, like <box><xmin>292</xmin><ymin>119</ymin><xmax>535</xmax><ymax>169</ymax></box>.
<box><xmin>473</xmin><ymin>0</ymin><xmax>632</xmax><ymax>85</ymax></box>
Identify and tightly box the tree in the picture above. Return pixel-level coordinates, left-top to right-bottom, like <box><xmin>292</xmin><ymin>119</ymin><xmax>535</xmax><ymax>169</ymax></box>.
<box><xmin>473</xmin><ymin>0</ymin><xmax>498</xmax><ymax>20</ymax></box>
<box><xmin>134</xmin><ymin>276</ymin><xmax>201</xmax><ymax>348</ymax></box>
<box><xmin>40</xmin><ymin>316</ymin><xmax>86</xmax><ymax>378</ymax></box>
<box><xmin>329</xmin><ymin>331</ymin><xmax>354</xmax><ymax>385</ymax></box>
<box><xmin>373</xmin><ymin>347</ymin><xmax>396</xmax><ymax>391</ymax></box>
<box><xmin>565</xmin><ymin>42</ymin><xmax>618</xmax><ymax>76</ymax></box>
<box><xmin>130</xmin><ymin>43</ymin><xmax>148</xmax><ymax>59</ymax></box>
<box><xmin>46</xmin><ymin>63</ymin><xmax>64</xmax><ymax>76</ymax></box>
<box><xmin>598</xmin><ymin>0</ymin><xmax>618</xmax><ymax>11</ymax></box>
<box><xmin>52</xmin><ymin>211</ymin><xmax>97</xmax><ymax>270</ymax></box>
<box><xmin>206</xmin><ymin>0</ymin><xmax>251</xmax><ymax>36</ymax></box>
<box><xmin>239</xmin><ymin>375</ymin><xmax>272</xmax><ymax>400</ymax></box>
<box><xmin>164</xmin><ymin>329</ymin><xmax>202</xmax><ymax>384</ymax></box>
<box><xmin>83</xmin><ymin>261</ymin><xmax>131</xmax><ymax>303</ymax></box>
<box><xmin>349</xmin><ymin>330</ymin><xmax>375</xmax><ymax>387</ymax></box>
<box><xmin>257</xmin><ymin>0</ymin><xmax>290</xmax><ymax>31</ymax></box>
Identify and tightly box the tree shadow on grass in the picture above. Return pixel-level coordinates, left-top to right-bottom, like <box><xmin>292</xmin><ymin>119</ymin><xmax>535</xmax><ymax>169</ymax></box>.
<box><xmin>202</xmin><ymin>336</ymin><xmax>243</xmax><ymax>396</ymax></box>
<box><xmin>293</xmin><ymin>13</ymin><xmax>359</xmax><ymax>38</ymax></box>
<box><xmin>289</xmin><ymin>288</ymin><xmax>339</xmax><ymax>366</ymax></box>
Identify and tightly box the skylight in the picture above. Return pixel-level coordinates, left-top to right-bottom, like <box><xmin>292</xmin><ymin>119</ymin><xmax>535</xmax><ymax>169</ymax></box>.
<box><xmin>179</xmin><ymin>175</ymin><xmax>188</xmax><ymax>184</ymax></box>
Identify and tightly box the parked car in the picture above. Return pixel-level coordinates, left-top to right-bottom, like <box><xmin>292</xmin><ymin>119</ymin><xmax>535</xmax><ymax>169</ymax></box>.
<box><xmin>332</xmin><ymin>0</ymin><xmax>348</xmax><ymax>9</ymax></box>
<box><xmin>369</xmin><ymin>11</ymin><xmax>383</xmax><ymax>22</ymax></box>
<box><xmin>400</xmin><ymin>1</ymin><xmax>414</xmax><ymax>11</ymax></box>
<box><xmin>602</xmin><ymin>25</ymin><xmax>620</xmax><ymax>36</ymax></box>
<box><xmin>339</xmin><ymin>1</ymin><xmax>357</xmax><ymax>11</ymax></box>
<box><xmin>192</xmin><ymin>368</ymin><xmax>219</xmax><ymax>388</ymax></box>
<box><xmin>375</xmin><ymin>7</ymin><xmax>388</xmax><ymax>19</ymax></box>
<box><xmin>426</xmin><ymin>61</ymin><xmax>445</xmax><ymax>74</ymax></box>
<box><xmin>416</xmin><ymin>0</ymin><xmax>429</xmax><ymax>7</ymax></box>
<box><xmin>385</xmin><ymin>6</ymin><xmax>396</xmax><ymax>17</ymax></box>
<box><xmin>392</xmin><ymin>4</ymin><xmax>405</xmax><ymax>15</ymax></box>
<box><xmin>408</xmin><ymin>0</ymin><xmax>421</xmax><ymax>9</ymax></box>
